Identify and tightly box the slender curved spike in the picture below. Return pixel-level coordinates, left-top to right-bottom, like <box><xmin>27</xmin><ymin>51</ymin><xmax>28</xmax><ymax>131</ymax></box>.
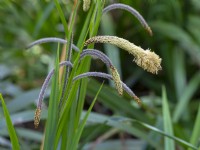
<box><xmin>85</xmin><ymin>36</ymin><xmax>162</xmax><ymax>74</ymax></box>
<box><xmin>26</xmin><ymin>37</ymin><xmax>80</xmax><ymax>52</ymax></box>
<box><xmin>80</xmin><ymin>49</ymin><xmax>113</xmax><ymax>67</ymax></box>
<box><xmin>80</xmin><ymin>49</ymin><xmax>123</xmax><ymax>95</ymax></box>
<box><xmin>34</xmin><ymin>61</ymin><xmax>73</xmax><ymax>128</ymax></box>
<box><xmin>36</xmin><ymin>61</ymin><xmax>73</xmax><ymax>109</ymax></box>
<box><xmin>103</xmin><ymin>3</ymin><xmax>152</xmax><ymax>36</ymax></box>
<box><xmin>73</xmin><ymin>72</ymin><xmax>141</xmax><ymax>105</ymax></box>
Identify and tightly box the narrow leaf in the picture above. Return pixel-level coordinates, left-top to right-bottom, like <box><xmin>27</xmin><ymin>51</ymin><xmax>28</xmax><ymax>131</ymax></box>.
<box><xmin>162</xmin><ymin>86</ymin><xmax>175</xmax><ymax>150</ymax></box>
<box><xmin>173</xmin><ymin>72</ymin><xmax>200</xmax><ymax>122</ymax></box>
<box><xmin>83</xmin><ymin>112</ymin><xmax>197</xmax><ymax>150</ymax></box>
<box><xmin>188</xmin><ymin>104</ymin><xmax>200</xmax><ymax>150</ymax></box>
<box><xmin>0</xmin><ymin>93</ymin><xmax>20</xmax><ymax>150</ymax></box>
<box><xmin>44</xmin><ymin>45</ymin><xmax>60</xmax><ymax>150</ymax></box>
<box><xmin>71</xmin><ymin>82</ymin><xmax>104</xmax><ymax>150</ymax></box>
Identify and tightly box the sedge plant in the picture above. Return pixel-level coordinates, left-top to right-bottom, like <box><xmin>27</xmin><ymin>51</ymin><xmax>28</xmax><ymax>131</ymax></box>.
<box><xmin>1</xmin><ymin>1</ymin><xmax>200</xmax><ymax>150</ymax></box>
<box><xmin>25</xmin><ymin>1</ymin><xmax>162</xmax><ymax>149</ymax></box>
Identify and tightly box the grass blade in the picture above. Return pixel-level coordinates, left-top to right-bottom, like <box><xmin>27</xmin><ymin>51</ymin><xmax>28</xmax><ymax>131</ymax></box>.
<box><xmin>188</xmin><ymin>104</ymin><xmax>200</xmax><ymax>150</ymax></box>
<box><xmin>71</xmin><ymin>82</ymin><xmax>104</xmax><ymax>150</ymax></box>
<box><xmin>83</xmin><ymin>112</ymin><xmax>197</xmax><ymax>149</ymax></box>
<box><xmin>173</xmin><ymin>72</ymin><xmax>200</xmax><ymax>122</ymax></box>
<box><xmin>43</xmin><ymin>45</ymin><xmax>60</xmax><ymax>150</ymax></box>
<box><xmin>162</xmin><ymin>86</ymin><xmax>175</xmax><ymax>150</ymax></box>
<box><xmin>173</xmin><ymin>48</ymin><xmax>186</xmax><ymax>98</ymax></box>
<box><xmin>53</xmin><ymin>0</ymin><xmax>69</xmax><ymax>37</ymax></box>
<box><xmin>0</xmin><ymin>93</ymin><xmax>20</xmax><ymax>150</ymax></box>
<box><xmin>82</xmin><ymin>112</ymin><xmax>161</xmax><ymax>149</ymax></box>
<box><xmin>33</xmin><ymin>2</ymin><xmax>54</xmax><ymax>37</ymax></box>
<box><xmin>74</xmin><ymin>79</ymin><xmax>88</xmax><ymax>132</ymax></box>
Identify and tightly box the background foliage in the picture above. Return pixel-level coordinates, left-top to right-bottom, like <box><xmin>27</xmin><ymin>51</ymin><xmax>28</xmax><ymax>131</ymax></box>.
<box><xmin>0</xmin><ymin>0</ymin><xmax>200</xmax><ymax>149</ymax></box>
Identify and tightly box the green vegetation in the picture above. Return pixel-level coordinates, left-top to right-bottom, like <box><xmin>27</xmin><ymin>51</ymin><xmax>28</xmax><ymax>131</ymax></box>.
<box><xmin>0</xmin><ymin>0</ymin><xmax>200</xmax><ymax>150</ymax></box>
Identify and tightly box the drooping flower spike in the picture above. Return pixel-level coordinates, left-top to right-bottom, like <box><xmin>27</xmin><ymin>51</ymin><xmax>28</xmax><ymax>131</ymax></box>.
<box><xmin>103</xmin><ymin>3</ymin><xmax>152</xmax><ymax>36</ymax></box>
<box><xmin>73</xmin><ymin>72</ymin><xmax>141</xmax><ymax>105</ymax></box>
<box><xmin>26</xmin><ymin>37</ymin><xmax>80</xmax><ymax>52</ymax></box>
<box><xmin>80</xmin><ymin>49</ymin><xmax>113</xmax><ymax>67</ymax></box>
<box><xmin>85</xmin><ymin>36</ymin><xmax>162</xmax><ymax>74</ymax></box>
<box><xmin>80</xmin><ymin>49</ymin><xmax>123</xmax><ymax>95</ymax></box>
<box><xmin>34</xmin><ymin>61</ymin><xmax>73</xmax><ymax>128</ymax></box>
<box><xmin>34</xmin><ymin>59</ymin><xmax>140</xmax><ymax>128</ymax></box>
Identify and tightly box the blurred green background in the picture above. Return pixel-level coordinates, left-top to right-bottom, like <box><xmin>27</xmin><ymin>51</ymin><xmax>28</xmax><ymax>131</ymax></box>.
<box><xmin>0</xmin><ymin>0</ymin><xmax>200</xmax><ymax>149</ymax></box>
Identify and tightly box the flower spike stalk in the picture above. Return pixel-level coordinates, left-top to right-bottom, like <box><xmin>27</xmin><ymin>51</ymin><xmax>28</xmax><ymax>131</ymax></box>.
<box><xmin>85</xmin><ymin>36</ymin><xmax>162</xmax><ymax>74</ymax></box>
<box><xmin>103</xmin><ymin>3</ymin><xmax>152</xmax><ymax>36</ymax></box>
<box><xmin>73</xmin><ymin>72</ymin><xmax>141</xmax><ymax>105</ymax></box>
<box><xmin>34</xmin><ymin>61</ymin><xmax>73</xmax><ymax>128</ymax></box>
<box><xmin>80</xmin><ymin>49</ymin><xmax>123</xmax><ymax>95</ymax></box>
<box><xmin>26</xmin><ymin>37</ymin><xmax>80</xmax><ymax>52</ymax></box>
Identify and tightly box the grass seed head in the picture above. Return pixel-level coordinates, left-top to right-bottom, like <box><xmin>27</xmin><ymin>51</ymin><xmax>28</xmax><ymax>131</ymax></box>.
<box><xmin>110</xmin><ymin>66</ymin><xmax>123</xmax><ymax>95</ymax></box>
<box><xmin>34</xmin><ymin>108</ymin><xmax>41</xmax><ymax>128</ymax></box>
<box><xmin>134</xmin><ymin>49</ymin><xmax>162</xmax><ymax>74</ymax></box>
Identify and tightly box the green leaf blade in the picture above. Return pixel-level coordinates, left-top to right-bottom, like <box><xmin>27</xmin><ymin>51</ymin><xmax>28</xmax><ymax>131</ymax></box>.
<box><xmin>162</xmin><ymin>86</ymin><xmax>175</xmax><ymax>150</ymax></box>
<box><xmin>188</xmin><ymin>104</ymin><xmax>200</xmax><ymax>150</ymax></box>
<box><xmin>0</xmin><ymin>93</ymin><xmax>20</xmax><ymax>150</ymax></box>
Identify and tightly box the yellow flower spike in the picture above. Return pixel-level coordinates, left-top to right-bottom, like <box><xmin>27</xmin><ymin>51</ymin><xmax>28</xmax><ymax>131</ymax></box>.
<box><xmin>83</xmin><ymin>0</ymin><xmax>91</xmax><ymax>11</ymax></box>
<box><xmin>34</xmin><ymin>108</ymin><xmax>41</xmax><ymax>128</ymax></box>
<box><xmin>134</xmin><ymin>49</ymin><xmax>162</xmax><ymax>74</ymax></box>
<box><xmin>110</xmin><ymin>65</ymin><xmax>123</xmax><ymax>95</ymax></box>
<box><xmin>85</xmin><ymin>36</ymin><xmax>162</xmax><ymax>74</ymax></box>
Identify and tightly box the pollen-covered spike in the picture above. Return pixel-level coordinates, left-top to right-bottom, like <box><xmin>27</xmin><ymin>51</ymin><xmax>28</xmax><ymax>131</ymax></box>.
<box><xmin>83</xmin><ymin>0</ymin><xmax>91</xmax><ymax>11</ymax></box>
<box><xmin>134</xmin><ymin>50</ymin><xmax>162</xmax><ymax>74</ymax></box>
<box><xmin>34</xmin><ymin>108</ymin><xmax>41</xmax><ymax>128</ymax></box>
<box><xmin>133</xmin><ymin>95</ymin><xmax>142</xmax><ymax>105</ymax></box>
<box><xmin>110</xmin><ymin>66</ymin><xmax>123</xmax><ymax>95</ymax></box>
<box><xmin>85</xmin><ymin>36</ymin><xmax>162</xmax><ymax>74</ymax></box>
